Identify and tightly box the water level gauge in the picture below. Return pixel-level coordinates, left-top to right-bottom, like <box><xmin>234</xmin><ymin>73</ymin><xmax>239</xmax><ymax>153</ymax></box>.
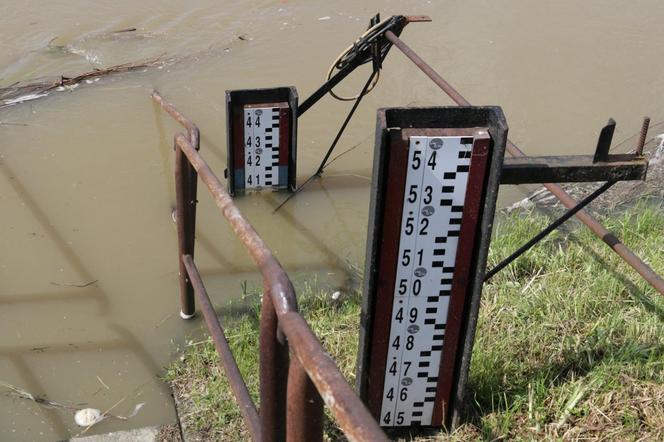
<box><xmin>226</xmin><ymin>87</ymin><xmax>298</xmax><ymax>195</ymax></box>
<box><xmin>357</xmin><ymin>107</ymin><xmax>507</xmax><ymax>430</ymax></box>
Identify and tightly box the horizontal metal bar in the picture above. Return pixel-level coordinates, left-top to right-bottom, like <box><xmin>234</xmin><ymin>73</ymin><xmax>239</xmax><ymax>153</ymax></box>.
<box><xmin>500</xmin><ymin>154</ymin><xmax>648</xmax><ymax>184</ymax></box>
<box><xmin>174</xmin><ymin>133</ymin><xmax>387</xmax><ymax>441</ymax></box>
<box><xmin>182</xmin><ymin>255</ymin><xmax>262</xmax><ymax>441</ymax></box>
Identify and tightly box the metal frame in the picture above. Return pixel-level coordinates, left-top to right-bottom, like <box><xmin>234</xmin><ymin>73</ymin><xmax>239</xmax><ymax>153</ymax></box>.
<box><xmin>383</xmin><ymin>29</ymin><xmax>664</xmax><ymax>298</ymax></box>
<box><xmin>356</xmin><ymin>107</ymin><xmax>507</xmax><ymax>429</ymax></box>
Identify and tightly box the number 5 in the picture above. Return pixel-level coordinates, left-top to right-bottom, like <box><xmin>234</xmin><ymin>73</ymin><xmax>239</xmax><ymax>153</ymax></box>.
<box><xmin>411</xmin><ymin>150</ymin><xmax>422</xmax><ymax>170</ymax></box>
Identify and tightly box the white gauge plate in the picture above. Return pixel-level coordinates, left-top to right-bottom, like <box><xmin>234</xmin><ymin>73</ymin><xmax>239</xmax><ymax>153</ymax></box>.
<box><xmin>243</xmin><ymin>106</ymin><xmax>281</xmax><ymax>190</ymax></box>
<box><xmin>379</xmin><ymin>135</ymin><xmax>473</xmax><ymax>427</ymax></box>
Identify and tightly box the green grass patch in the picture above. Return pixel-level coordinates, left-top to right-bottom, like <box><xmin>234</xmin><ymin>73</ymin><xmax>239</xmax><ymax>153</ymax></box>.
<box><xmin>166</xmin><ymin>203</ymin><xmax>664</xmax><ymax>441</ymax></box>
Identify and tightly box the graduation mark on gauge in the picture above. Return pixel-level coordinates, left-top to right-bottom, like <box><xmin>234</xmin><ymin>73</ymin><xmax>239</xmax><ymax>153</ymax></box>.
<box><xmin>380</xmin><ymin>133</ymin><xmax>485</xmax><ymax>427</ymax></box>
<box><xmin>242</xmin><ymin>104</ymin><xmax>286</xmax><ymax>189</ymax></box>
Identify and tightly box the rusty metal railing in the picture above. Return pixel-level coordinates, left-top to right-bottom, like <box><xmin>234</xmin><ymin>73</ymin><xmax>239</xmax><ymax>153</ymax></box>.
<box><xmin>152</xmin><ymin>92</ymin><xmax>387</xmax><ymax>442</ymax></box>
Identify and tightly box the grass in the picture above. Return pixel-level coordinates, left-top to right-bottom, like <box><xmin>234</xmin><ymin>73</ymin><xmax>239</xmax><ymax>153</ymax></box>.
<box><xmin>165</xmin><ymin>202</ymin><xmax>664</xmax><ymax>441</ymax></box>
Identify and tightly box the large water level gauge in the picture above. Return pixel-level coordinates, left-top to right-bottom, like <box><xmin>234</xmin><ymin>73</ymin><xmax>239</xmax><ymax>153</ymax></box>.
<box><xmin>357</xmin><ymin>107</ymin><xmax>507</xmax><ymax>430</ymax></box>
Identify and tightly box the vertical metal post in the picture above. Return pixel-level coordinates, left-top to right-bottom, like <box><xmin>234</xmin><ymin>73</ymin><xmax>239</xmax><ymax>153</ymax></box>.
<box><xmin>259</xmin><ymin>283</ymin><xmax>289</xmax><ymax>441</ymax></box>
<box><xmin>286</xmin><ymin>359</ymin><xmax>324</xmax><ymax>442</ymax></box>
<box><xmin>174</xmin><ymin>133</ymin><xmax>197</xmax><ymax>319</ymax></box>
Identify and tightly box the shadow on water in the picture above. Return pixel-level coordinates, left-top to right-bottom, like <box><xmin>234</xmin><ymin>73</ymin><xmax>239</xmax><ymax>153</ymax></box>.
<box><xmin>0</xmin><ymin>160</ymin><xmax>109</xmax><ymax>314</ymax></box>
<box><xmin>0</xmin><ymin>159</ymin><xmax>166</xmax><ymax>439</ymax></box>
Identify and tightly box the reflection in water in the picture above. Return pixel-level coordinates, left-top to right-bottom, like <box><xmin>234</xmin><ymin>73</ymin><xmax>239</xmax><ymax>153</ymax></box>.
<box><xmin>1</xmin><ymin>0</ymin><xmax>664</xmax><ymax>440</ymax></box>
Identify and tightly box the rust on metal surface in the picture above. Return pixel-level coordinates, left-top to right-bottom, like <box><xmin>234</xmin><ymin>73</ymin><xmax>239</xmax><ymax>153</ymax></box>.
<box><xmin>182</xmin><ymin>255</ymin><xmax>262</xmax><ymax>440</ymax></box>
<box><xmin>404</xmin><ymin>15</ymin><xmax>432</xmax><ymax>23</ymax></box>
<box><xmin>154</xmin><ymin>91</ymin><xmax>199</xmax><ymax>318</ymax></box>
<box><xmin>174</xmin><ymin>141</ymin><xmax>197</xmax><ymax>317</ymax></box>
<box><xmin>259</xmin><ymin>284</ymin><xmax>289</xmax><ymax>442</ymax></box>
<box><xmin>286</xmin><ymin>358</ymin><xmax>324</xmax><ymax>442</ymax></box>
<box><xmin>384</xmin><ymin>29</ymin><xmax>664</xmax><ymax>296</ymax></box>
<box><xmin>152</xmin><ymin>91</ymin><xmax>199</xmax><ymax>146</ymax></box>
<box><xmin>636</xmin><ymin>116</ymin><xmax>650</xmax><ymax>156</ymax></box>
<box><xmin>280</xmin><ymin>312</ymin><xmax>389</xmax><ymax>442</ymax></box>
<box><xmin>500</xmin><ymin>154</ymin><xmax>648</xmax><ymax>184</ymax></box>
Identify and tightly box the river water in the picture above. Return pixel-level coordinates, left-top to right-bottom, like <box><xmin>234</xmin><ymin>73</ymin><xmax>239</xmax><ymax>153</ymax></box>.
<box><xmin>1</xmin><ymin>1</ymin><xmax>663</xmax><ymax>440</ymax></box>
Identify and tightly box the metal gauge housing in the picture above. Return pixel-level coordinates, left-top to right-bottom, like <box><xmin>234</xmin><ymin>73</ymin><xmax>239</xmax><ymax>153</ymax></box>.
<box><xmin>226</xmin><ymin>87</ymin><xmax>298</xmax><ymax>195</ymax></box>
<box><xmin>357</xmin><ymin>107</ymin><xmax>507</xmax><ymax>430</ymax></box>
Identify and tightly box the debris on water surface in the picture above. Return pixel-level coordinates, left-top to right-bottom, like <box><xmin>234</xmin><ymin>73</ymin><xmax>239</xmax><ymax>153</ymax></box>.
<box><xmin>74</xmin><ymin>408</ymin><xmax>102</xmax><ymax>427</ymax></box>
<box><xmin>1</xmin><ymin>380</ymin><xmax>145</xmax><ymax>430</ymax></box>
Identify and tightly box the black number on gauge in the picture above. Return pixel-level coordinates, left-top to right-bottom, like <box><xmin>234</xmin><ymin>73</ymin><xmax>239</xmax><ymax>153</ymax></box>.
<box><xmin>428</xmin><ymin>151</ymin><xmax>438</xmax><ymax>170</ymax></box>
<box><xmin>407</xmin><ymin>185</ymin><xmax>418</xmax><ymax>203</ymax></box>
<box><xmin>412</xmin><ymin>279</ymin><xmax>421</xmax><ymax>296</ymax></box>
<box><xmin>401</xmin><ymin>249</ymin><xmax>411</xmax><ymax>266</ymax></box>
<box><xmin>411</xmin><ymin>150</ymin><xmax>422</xmax><ymax>170</ymax></box>
<box><xmin>405</xmin><ymin>217</ymin><xmax>415</xmax><ymax>235</ymax></box>
<box><xmin>423</xmin><ymin>185</ymin><xmax>433</xmax><ymax>204</ymax></box>
<box><xmin>406</xmin><ymin>335</ymin><xmax>415</xmax><ymax>350</ymax></box>
<box><xmin>419</xmin><ymin>218</ymin><xmax>429</xmax><ymax>235</ymax></box>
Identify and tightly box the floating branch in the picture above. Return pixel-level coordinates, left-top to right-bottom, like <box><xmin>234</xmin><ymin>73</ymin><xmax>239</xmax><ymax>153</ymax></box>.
<box><xmin>0</xmin><ymin>55</ymin><xmax>166</xmax><ymax>108</ymax></box>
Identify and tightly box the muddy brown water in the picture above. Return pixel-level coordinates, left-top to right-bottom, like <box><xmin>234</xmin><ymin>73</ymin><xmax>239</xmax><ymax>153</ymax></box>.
<box><xmin>1</xmin><ymin>1</ymin><xmax>664</xmax><ymax>440</ymax></box>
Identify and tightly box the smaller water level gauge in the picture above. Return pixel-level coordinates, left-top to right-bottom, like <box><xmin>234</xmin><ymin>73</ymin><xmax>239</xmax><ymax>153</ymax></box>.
<box><xmin>226</xmin><ymin>87</ymin><xmax>298</xmax><ymax>195</ymax></box>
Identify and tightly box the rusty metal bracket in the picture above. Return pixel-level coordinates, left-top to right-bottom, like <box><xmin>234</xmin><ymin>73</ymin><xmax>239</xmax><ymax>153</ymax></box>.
<box><xmin>500</xmin><ymin>154</ymin><xmax>647</xmax><ymax>184</ymax></box>
<box><xmin>501</xmin><ymin>119</ymin><xmax>647</xmax><ymax>185</ymax></box>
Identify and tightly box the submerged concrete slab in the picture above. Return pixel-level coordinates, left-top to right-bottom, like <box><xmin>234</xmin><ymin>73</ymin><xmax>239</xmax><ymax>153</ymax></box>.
<box><xmin>66</xmin><ymin>425</ymin><xmax>176</xmax><ymax>442</ymax></box>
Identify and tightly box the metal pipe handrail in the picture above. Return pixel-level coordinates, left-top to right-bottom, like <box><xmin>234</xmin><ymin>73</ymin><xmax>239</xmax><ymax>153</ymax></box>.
<box><xmin>182</xmin><ymin>254</ymin><xmax>262</xmax><ymax>440</ymax></box>
<box><xmin>384</xmin><ymin>30</ymin><xmax>664</xmax><ymax>296</ymax></box>
<box><xmin>173</xmin><ymin>132</ymin><xmax>388</xmax><ymax>441</ymax></box>
<box><xmin>152</xmin><ymin>91</ymin><xmax>199</xmax><ymax>147</ymax></box>
<box><xmin>155</xmin><ymin>88</ymin><xmax>387</xmax><ymax>439</ymax></box>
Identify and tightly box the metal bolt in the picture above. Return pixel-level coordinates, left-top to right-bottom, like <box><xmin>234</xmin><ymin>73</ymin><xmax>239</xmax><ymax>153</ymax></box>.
<box><xmin>636</xmin><ymin>116</ymin><xmax>650</xmax><ymax>156</ymax></box>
